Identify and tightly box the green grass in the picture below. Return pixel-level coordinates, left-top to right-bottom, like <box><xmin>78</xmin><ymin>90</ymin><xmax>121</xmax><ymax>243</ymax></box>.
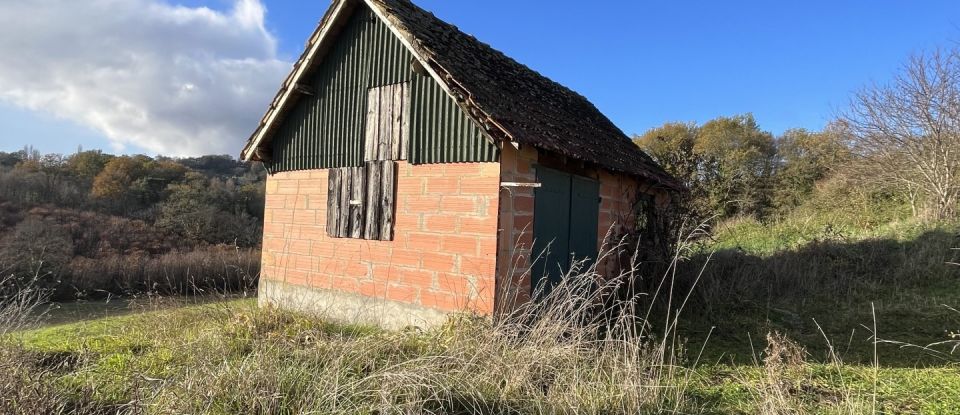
<box><xmin>5</xmin><ymin>192</ymin><xmax>960</xmax><ymax>413</ymax></box>
<box><xmin>668</xmin><ymin>191</ymin><xmax>960</xmax><ymax>367</ymax></box>
<box><xmin>5</xmin><ymin>298</ymin><xmax>959</xmax><ymax>413</ymax></box>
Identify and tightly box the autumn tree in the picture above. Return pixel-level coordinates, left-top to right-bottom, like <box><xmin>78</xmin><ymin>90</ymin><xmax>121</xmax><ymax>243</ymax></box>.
<box><xmin>636</xmin><ymin>114</ymin><xmax>777</xmax><ymax>220</ymax></box>
<box><xmin>66</xmin><ymin>150</ymin><xmax>114</xmax><ymax>179</ymax></box>
<box><xmin>91</xmin><ymin>156</ymin><xmax>145</xmax><ymax>211</ymax></box>
<box><xmin>773</xmin><ymin>124</ymin><xmax>851</xmax><ymax>210</ymax></box>
<box><xmin>696</xmin><ymin>114</ymin><xmax>777</xmax><ymax>218</ymax></box>
<box><xmin>156</xmin><ymin>172</ymin><xmax>262</xmax><ymax>246</ymax></box>
<box><xmin>92</xmin><ymin>156</ymin><xmax>187</xmax><ymax>214</ymax></box>
<box><xmin>634</xmin><ymin>122</ymin><xmax>699</xmax><ymax>188</ymax></box>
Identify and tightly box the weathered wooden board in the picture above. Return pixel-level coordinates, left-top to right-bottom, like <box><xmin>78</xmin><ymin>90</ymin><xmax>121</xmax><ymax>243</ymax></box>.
<box><xmin>326</xmin><ymin>168</ymin><xmax>341</xmax><ymax>237</ymax></box>
<box><xmin>363</xmin><ymin>161</ymin><xmax>382</xmax><ymax>240</ymax></box>
<box><xmin>379</xmin><ymin>160</ymin><xmax>397</xmax><ymax>241</ymax></box>
<box><xmin>400</xmin><ymin>83</ymin><xmax>410</xmax><ymax>160</ymax></box>
<box><xmin>327</xmin><ymin>161</ymin><xmax>397</xmax><ymax>240</ymax></box>
<box><xmin>348</xmin><ymin>166</ymin><xmax>365</xmax><ymax>238</ymax></box>
<box><xmin>337</xmin><ymin>166</ymin><xmax>351</xmax><ymax>237</ymax></box>
<box><xmin>379</xmin><ymin>86</ymin><xmax>392</xmax><ymax>161</ymax></box>
<box><xmin>392</xmin><ymin>84</ymin><xmax>404</xmax><ymax>160</ymax></box>
<box><xmin>364</xmin><ymin>88</ymin><xmax>380</xmax><ymax>162</ymax></box>
<box><xmin>364</xmin><ymin>83</ymin><xmax>409</xmax><ymax>162</ymax></box>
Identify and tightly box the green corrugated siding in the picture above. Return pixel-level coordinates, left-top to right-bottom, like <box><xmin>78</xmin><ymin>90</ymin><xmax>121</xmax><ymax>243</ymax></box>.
<box><xmin>266</xmin><ymin>6</ymin><xmax>498</xmax><ymax>173</ymax></box>
<box><xmin>408</xmin><ymin>75</ymin><xmax>498</xmax><ymax>165</ymax></box>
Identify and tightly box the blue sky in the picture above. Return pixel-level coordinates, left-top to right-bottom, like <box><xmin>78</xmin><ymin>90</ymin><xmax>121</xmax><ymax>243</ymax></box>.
<box><xmin>1</xmin><ymin>0</ymin><xmax>957</xmax><ymax>157</ymax></box>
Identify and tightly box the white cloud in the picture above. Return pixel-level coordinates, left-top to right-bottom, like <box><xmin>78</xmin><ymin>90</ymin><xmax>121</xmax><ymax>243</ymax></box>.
<box><xmin>0</xmin><ymin>0</ymin><xmax>291</xmax><ymax>156</ymax></box>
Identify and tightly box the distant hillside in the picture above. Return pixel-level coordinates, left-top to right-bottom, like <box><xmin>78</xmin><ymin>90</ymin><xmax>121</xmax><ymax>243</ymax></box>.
<box><xmin>0</xmin><ymin>148</ymin><xmax>264</xmax><ymax>300</ymax></box>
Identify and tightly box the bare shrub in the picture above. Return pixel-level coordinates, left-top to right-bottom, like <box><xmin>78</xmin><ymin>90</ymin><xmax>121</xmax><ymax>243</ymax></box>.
<box><xmin>844</xmin><ymin>48</ymin><xmax>960</xmax><ymax>220</ymax></box>
<box><xmin>67</xmin><ymin>246</ymin><xmax>260</xmax><ymax>298</ymax></box>
<box><xmin>0</xmin><ymin>217</ymin><xmax>73</xmax><ymax>297</ymax></box>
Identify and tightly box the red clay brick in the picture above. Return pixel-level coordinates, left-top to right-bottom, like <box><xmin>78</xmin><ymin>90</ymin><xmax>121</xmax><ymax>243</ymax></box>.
<box><xmin>361</xmin><ymin>246</ymin><xmax>393</xmax><ymax>264</ymax></box>
<box><xmin>293</xmin><ymin>210</ymin><xmax>316</xmax><ymax>225</ymax></box>
<box><xmin>444</xmin><ymin>163</ymin><xmax>482</xmax><ymax>176</ymax></box>
<box><xmin>420</xmin><ymin>290</ymin><xmax>463</xmax><ymax>312</ymax></box>
<box><xmin>477</xmin><ymin>236</ymin><xmax>498</xmax><ymax>257</ymax></box>
<box><xmin>389</xmin><ymin>249</ymin><xmax>422</xmax><ymax>268</ymax></box>
<box><xmin>298</xmin><ymin>179</ymin><xmax>326</xmax><ymax>194</ymax></box>
<box><xmin>331</xmin><ymin>276</ymin><xmax>358</xmax><ymax>292</ymax></box>
<box><xmin>436</xmin><ymin>273</ymin><xmax>471</xmax><ymax>295</ymax></box>
<box><xmin>406</xmin><ymin>196</ymin><xmax>440</xmax><ymax>212</ymax></box>
<box><xmin>422</xmin><ymin>252</ymin><xmax>457</xmax><ymax>273</ymax></box>
<box><xmin>386</xmin><ymin>284</ymin><xmax>418</xmax><ymax>303</ymax></box>
<box><xmin>284</xmin><ymin>269</ymin><xmax>310</xmax><ymax>286</ymax></box>
<box><xmin>516</xmin><ymin>161</ymin><xmax>532</xmax><ymax>175</ymax></box>
<box><xmin>512</xmin><ymin>195</ymin><xmax>534</xmax><ymax>213</ymax></box>
<box><xmin>293</xmin><ymin>254</ymin><xmax>315</xmax><ymax>270</ymax></box>
<box><xmin>479</xmin><ymin>163</ymin><xmax>500</xmax><ymax>177</ymax></box>
<box><xmin>513</xmin><ymin>214</ymin><xmax>533</xmax><ymax>233</ymax></box>
<box><xmin>343</xmin><ymin>262</ymin><xmax>370</xmax><ymax>279</ymax></box>
<box><xmin>440</xmin><ymin>196</ymin><xmax>476</xmax><ymax>213</ymax></box>
<box><xmin>299</xmin><ymin>225</ymin><xmax>325</xmax><ymax>240</ymax></box>
<box><xmin>411</xmin><ymin>164</ymin><xmax>445</xmax><ymax>177</ymax></box>
<box><xmin>395</xmin><ymin>213</ymin><xmax>420</xmax><ymax>228</ymax></box>
<box><xmin>307</xmin><ymin>195</ymin><xmax>327</xmax><ymax>210</ymax></box>
<box><xmin>405</xmin><ymin>232</ymin><xmax>442</xmax><ymax>251</ymax></box>
<box><xmin>460</xmin><ymin>256</ymin><xmax>495</xmax><ymax>276</ymax></box>
<box><xmin>460</xmin><ymin>216</ymin><xmax>498</xmax><ymax>234</ymax></box>
<box><xmin>359</xmin><ymin>280</ymin><xmax>387</xmax><ymax>297</ymax></box>
<box><xmin>271</xmin><ymin>209</ymin><xmax>294</xmax><ymax>224</ymax></box>
<box><xmin>460</xmin><ymin>177</ymin><xmax>496</xmax><ymax>195</ymax></box>
<box><xmin>371</xmin><ymin>264</ymin><xmax>394</xmax><ymax>280</ymax></box>
<box><xmin>442</xmin><ymin>235</ymin><xmax>479</xmax><ymax>256</ymax></box>
<box><xmin>424</xmin><ymin>215</ymin><xmax>458</xmax><ymax>233</ymax></box>
<box><xmin>425</xmin><ymin>177</ymin><xmax>459</xmax><ymax>194</ymax></box>
<box><xmin>286</xmin><ymin>240</ymin><xmax>311</xmax><ymax>256</ymax></box>
<box><xmin>395</xmin><ymin>268</ymin><xmax>435</xmax><ymax>288</ymax></box>
<box><xmin>277</xmin><ymin>181</ymin><xmax>298</xmax><ymax>195</ymax></box>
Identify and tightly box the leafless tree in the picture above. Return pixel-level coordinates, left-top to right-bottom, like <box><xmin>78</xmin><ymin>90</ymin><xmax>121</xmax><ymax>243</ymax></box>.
<box><xmin>844</xmin><ymin>48</ymin><xmax>960</xmax><ymax>219</ymax></box>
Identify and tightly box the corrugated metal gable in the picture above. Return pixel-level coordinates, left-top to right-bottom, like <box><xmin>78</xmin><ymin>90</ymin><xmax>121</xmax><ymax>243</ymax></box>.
<box><xmin>266</xmin><ymin>6</ymin><xmax>498</xmax><ymax>173</ymax></box>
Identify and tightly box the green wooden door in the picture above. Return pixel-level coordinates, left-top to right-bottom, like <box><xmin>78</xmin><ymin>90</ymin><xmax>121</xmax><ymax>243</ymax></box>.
<box><xmin>532</xmin><ymin>167</ymin><xmax>600</xmax><ymax>299</ymax></box>
<box><xmin>532</xmin><ymin>168</ymin><xmax>571</xmax><ymax>298</ymax></box>
<box><xmin>569</xmin><ymin>175</ymin><xmax>600</xmax><ymax>269</ymax></box>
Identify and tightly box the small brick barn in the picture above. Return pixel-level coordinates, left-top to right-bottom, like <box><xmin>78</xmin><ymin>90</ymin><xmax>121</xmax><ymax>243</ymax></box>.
<box><xmin>241</xmin><ymin>0</ymin><xmax>681</xmax><ymax>328</ymax></box>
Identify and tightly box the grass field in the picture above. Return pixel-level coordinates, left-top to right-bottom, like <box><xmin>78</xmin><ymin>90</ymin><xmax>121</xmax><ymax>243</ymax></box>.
<box><xmin>2</xmin><ymin>297</ymin><xmax>958</xmax><ymax>414</ymax></box>
<box><xmin>3</xmin><ymin>197</ymin><xmax>960</xmax><ymax>413</ymax></box>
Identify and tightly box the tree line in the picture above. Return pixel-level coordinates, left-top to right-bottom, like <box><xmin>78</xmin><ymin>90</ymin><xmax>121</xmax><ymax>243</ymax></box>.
<box><xmin>0</xmin><ymin>149</ymin><xmax>264</xmax><ymax>299</ymax></box>
<box><xmin>636</xmin><ymin>47</ymin><xmax>960</xmax><ymax>225</ymax></box>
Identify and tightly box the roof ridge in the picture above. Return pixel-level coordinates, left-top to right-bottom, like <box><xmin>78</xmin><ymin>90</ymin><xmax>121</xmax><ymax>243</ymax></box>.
<box><xmin>242</xmin><ymin>0</ymin><xmax>679</xmax><ymax>190</ymax></box>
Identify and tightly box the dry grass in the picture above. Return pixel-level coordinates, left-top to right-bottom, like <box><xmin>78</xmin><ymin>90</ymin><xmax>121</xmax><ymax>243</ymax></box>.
<box><xmin>1</xmin><ymin>233</ymin><xmax>957</xmax><ymax>413</ymax></box>
<box><xmin>65</xmin><ymin>246</ymin><xmax>260</xmax><ymax>299</ymax></box>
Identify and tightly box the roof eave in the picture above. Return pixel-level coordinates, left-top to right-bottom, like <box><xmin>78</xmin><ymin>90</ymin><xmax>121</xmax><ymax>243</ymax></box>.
<box><xmin>240</xmin><ymin>0</ymin><xmax>354</xmax><ymax>162</ymax></box>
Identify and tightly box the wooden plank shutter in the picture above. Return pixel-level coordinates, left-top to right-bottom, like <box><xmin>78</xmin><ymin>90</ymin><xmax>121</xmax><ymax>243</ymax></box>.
<box><xmin>326</xmin><ymin>167</ymin><xmax>366</xmax><ymax>238</ymax></box>
<box><xmin>364</xmin><ymin>83</ymin><xmax>408</xmax><ymax>161</ymax></box>
<box><xmin>326</xmin><ymin>168</ymin><xmax>341</xmax><ymax>236</ymax></box>
<box><xmin>348</xmin><ymin>166</ymin><xmax>366</xmax><ymax>238</ymax></box>
<box><xmin>363</xmin><ymin>162</ymin><xmax>382</xmax><ymax>239</ymax></box>
<box><xmin>362</xmin><ymin>160</ymin><xmax>397</xmax><ymax>240</ymax></box>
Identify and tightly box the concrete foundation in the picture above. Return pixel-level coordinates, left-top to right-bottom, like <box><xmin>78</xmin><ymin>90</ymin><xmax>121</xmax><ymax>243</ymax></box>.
<box><xmin>258</xmin><ymin>279</ymin><xmax>450</xmax><ymax>330</ymax></box>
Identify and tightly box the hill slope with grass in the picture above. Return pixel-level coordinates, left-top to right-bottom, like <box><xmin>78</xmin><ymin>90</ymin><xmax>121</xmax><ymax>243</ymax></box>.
<box><xmin>672</xmin><ymin>180</ymin><xmax>960</xmax><ymax>367</ymax></box>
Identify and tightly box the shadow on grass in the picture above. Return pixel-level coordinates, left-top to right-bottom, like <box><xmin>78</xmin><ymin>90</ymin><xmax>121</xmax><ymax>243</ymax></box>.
<box><xmin>661</xmin><ymin>229</ymin><xmax>960</xmax><ymax>367</ymax></box>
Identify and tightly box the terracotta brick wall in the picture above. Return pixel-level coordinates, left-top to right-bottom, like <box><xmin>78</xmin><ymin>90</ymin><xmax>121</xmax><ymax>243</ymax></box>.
<box><xmin>261</xmin><ymin>161</ymin><xmax>501</xmax><ymax>315</ymax></box>
<box><xmin>496</xmin><ymin>145</ymin><xmax>667</xmax><ymax>305</ymax></box>
<box><xmin>496</xmin><ymin>145</ymin><xmax>538</xmax><ymax>308</ymax></box>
